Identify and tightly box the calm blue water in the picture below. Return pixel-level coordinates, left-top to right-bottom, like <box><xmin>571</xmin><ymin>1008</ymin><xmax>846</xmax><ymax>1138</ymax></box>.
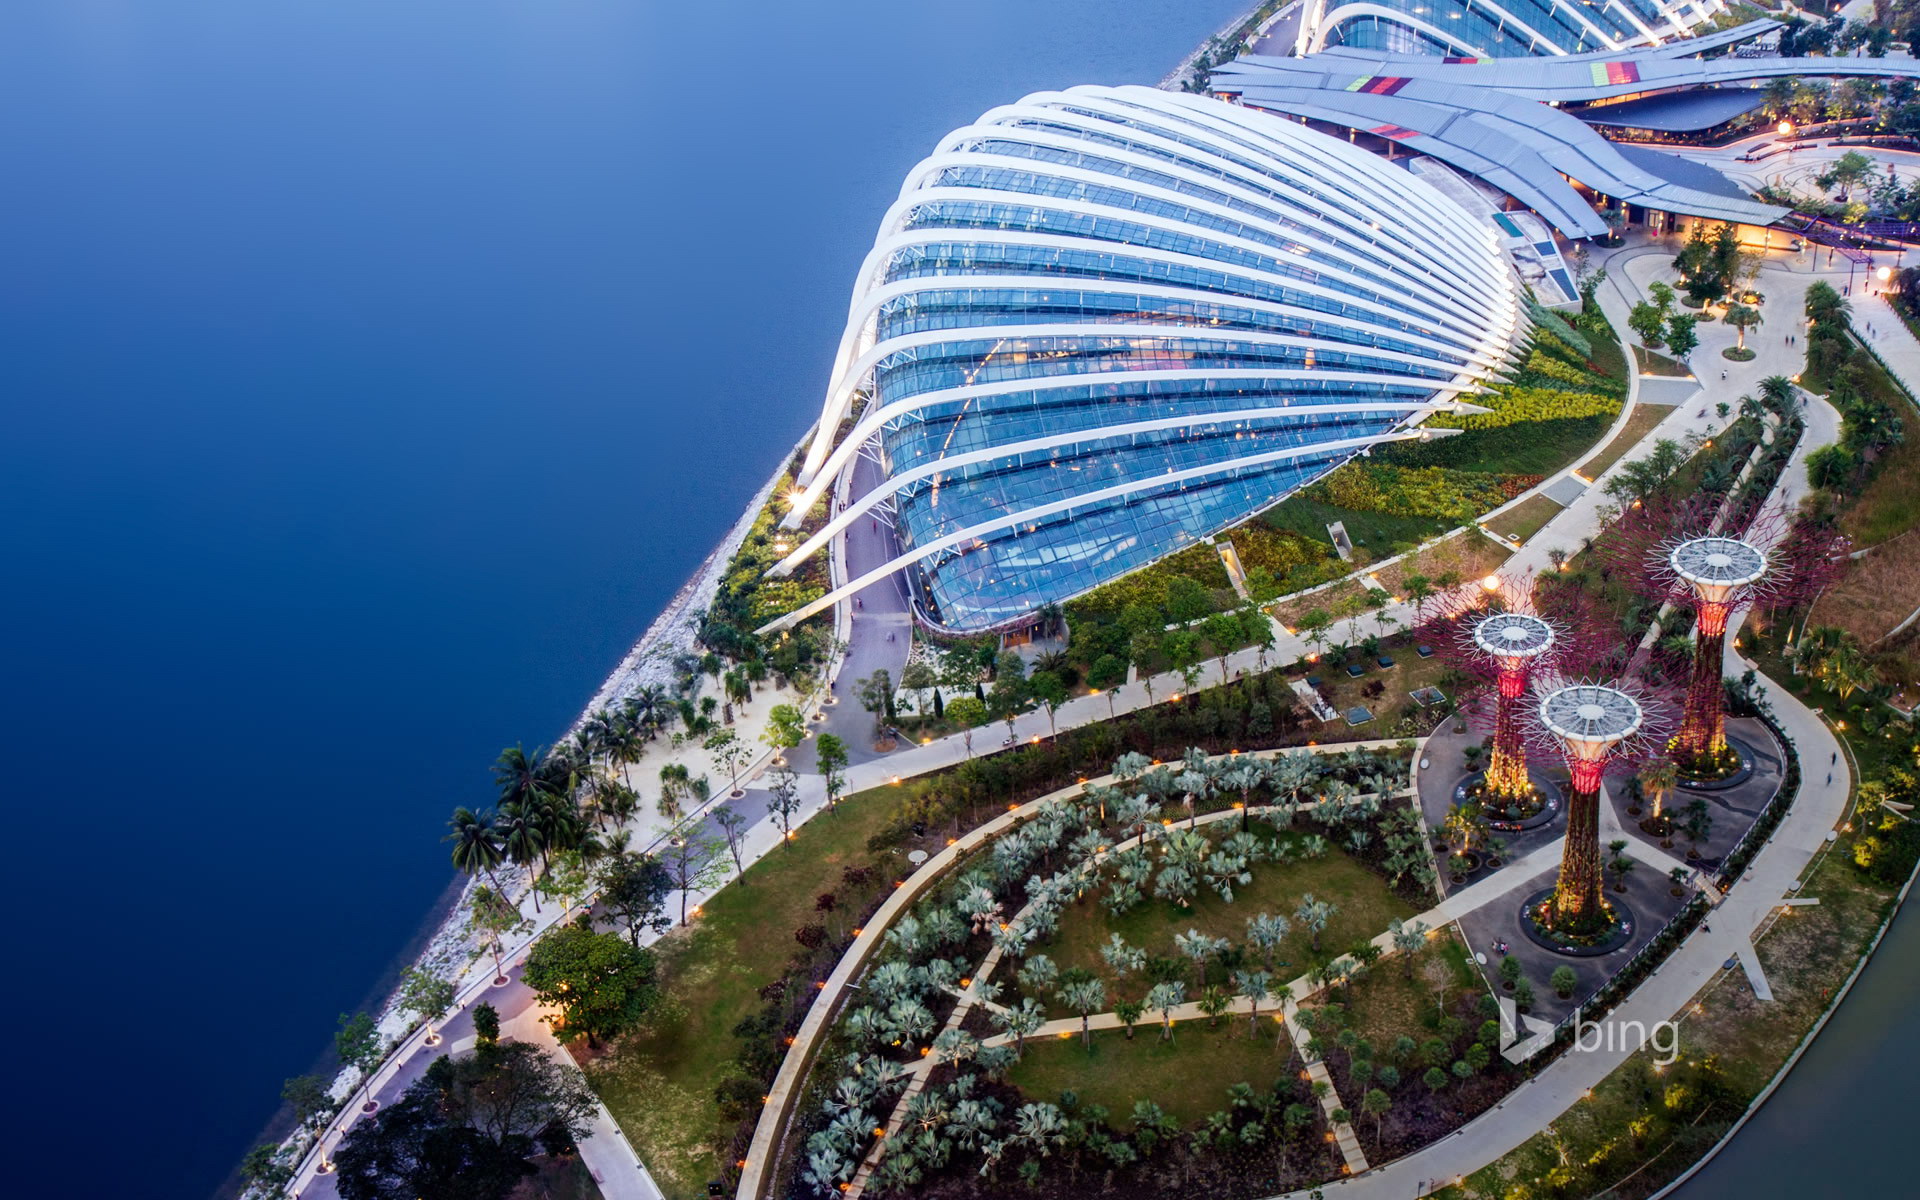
<box><xmin>0</xmin><ymin>2</ymin><xmax>1249</xmax><ymax>1194</ymax></box>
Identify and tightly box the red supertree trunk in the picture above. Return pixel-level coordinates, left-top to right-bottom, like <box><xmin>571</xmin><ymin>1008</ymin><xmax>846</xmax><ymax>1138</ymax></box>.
<box><xmin>1551</xmin><ymin>756</ymin><xmax>1607</xmax><ymax>933</ymax></box>
<box><xmin>1673</xmin><ymin>601</ymin><xmax>1730</xmax><ymax>767</ymax></box>
<box><xmin>1485</xmin><ymin>660</ymin><xmax>1531</xmax><ymax>802</ymax></box>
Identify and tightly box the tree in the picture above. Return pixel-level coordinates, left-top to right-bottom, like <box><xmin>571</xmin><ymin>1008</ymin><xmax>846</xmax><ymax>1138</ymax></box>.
<box><xmin>1114</xmin><ymin>997</ymin><xmax>1146</xmax><ymax>1040</ymax></box>
<box><xmin>1551</xmin><ymin>965</ymin><xmax>1578</xmax><ymax>999</ymax></box>
<box><xmin>1029</xmin><ymin>670</ymin><xmax>1068</xmax><ymax>738</ymax></box>
<box><xmin>523</xmin><ymin>924</ymin><xmax>660</xmax><ymax>1047</ymax></box>
<box><xmin>472</xmin><ymin>1003</ymin><xmax>500</xmax><ymax>1047</ymax></box>
<box><xmin>332</xmin><ymin>1086</ymin><xmax>533</xmax><ymax>1200</ymax></box>
<box><xmin>898</xmin><ymin>659</ymin><xmax>939</xmax><ymax>715</ymax></box>
<box><xmin>767</xmin><ymin>764</ymin><xmax>803</xmax><ymax>848</ymax></box>
<box><xmin>399</xmin><ymin>966</ymin><xmax>456</xmax><ymax>1044</ymax></box>
<box><xmin>855</xmin><ymin>669</ymin><xmax>896</xmax><ymax>738</ymax></box>
<box><xmin>466</xmin><ymin>884</ymin><xmax>528</xmax><ymax>984</ymax></box>
<box><xmin>761</xmin><ymin>704</ymin><xmax>806</xmax><ymax>763</ymax></box>
<box><xmin>1628</xmin><ymin>300</ymin><xmax>1667</xmax><ymax>349</ymax></box>
<box><xmin>446</xmin><ymin>807</ymin><xmax>507</xmax><ymax>894</ymax></box>
<box><xmin>336</xmin><ymin>1012</ymin><xmax>384</xmax><ymax>1081</ymax></box>
<box><xmin>714</xmin><ymin>807</ymin><xmax>749</xmax><ymax>878</ymax></box>
<box><xmin>492</xmin><ymin>801</ymin><xmax>548</xmax><ymax>912</ymax></box>
<box><xmin>282</xmin><ymin>1073</ymin><xmax>334</xmax><ymax>1133</ymax></box>
<box><xmin>989</xmin><ymin>652</ymin><xmax>1029</xmax><ymax>743</ymax></box>
<box><xmin>1293</xmin><ymin>893</ymin><xmax>1336</xmax><ymax>952</ymax></box>
<box><xmin>703</xmin><ymin>728</ymin><xmax>751</xmax><ymax>796</ymax></box>
<box><xmin>1146</xmin><ymin>981</ymin><xmax>1186</xmax><ymax>1041</ymax></box>
<box><xmin>1200</xmin><ymin>612</ymin><xmax>1243</xmax><ymax>683</ymax></box>
<box><xmin>594</xmin><ymin>852</ymin><xmax>673</xmax><ymax>946</ymax></box>
<box><xmin>815</xmin><ymin>733</ymin><xmax>849</xmax><ymax>812</ymax></box>
<box><xmin>1088</xmin><ymin>653</ymin><xmax>1127</xmax><ymax>717</ymax></box>
<box><xmin>945</xmin><ymin>696</ymin><xmax>989</xmax><ymax>758</ymax></box>
<box><xmin>1362</xmin><ymin>1087</ymin><xmax>1392</xmax><ymax>1133</ymax></box>
<box><xmin>1724</xmin><ymin>303</ymin><xmax>1762</xmax><ymax>351</ymax></box>
<box><xmin>992</xmin><ymin>998</ymin><xmax>1046</xmax><ymax>1057</ymax></box>
<box><xmin>428</xmin><ymin>1039</ymin><xmax>597</xmax><ymax>1152</ymax></box>
<box><xmin>662</xmin><ymin>816</ymin><xmax>728</xmax><ymax>924</ymax></box>
<box><xmin>1059</xmin><ymin>977</ymin><xmax>1108</xmax><ymax>1047</ymax></box>
<box><xmin>1665</xmin><ymin>312</ymin><xmax>1699</xmax><ymax>359</ymax></box>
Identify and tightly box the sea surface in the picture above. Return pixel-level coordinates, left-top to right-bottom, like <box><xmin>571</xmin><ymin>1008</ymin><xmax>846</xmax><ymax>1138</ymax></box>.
<box><xmin>0</xmin><ymin>1</ymin><xmax>1251</xmax><ymax>1194</ymax></box>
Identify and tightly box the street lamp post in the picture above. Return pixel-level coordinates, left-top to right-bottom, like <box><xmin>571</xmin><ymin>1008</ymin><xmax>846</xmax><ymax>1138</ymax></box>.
<box><xmin>1539</xmin><ymin>686</ymin><xmax>1645</xmax><ymax>934</ymax></box>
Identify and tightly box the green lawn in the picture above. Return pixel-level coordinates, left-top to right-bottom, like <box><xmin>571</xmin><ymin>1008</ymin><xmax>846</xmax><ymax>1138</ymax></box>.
<box><xmin>1261</xmin><ymin>494</ymin><xmax>1453</xmax><ymax>559</ymax></box>
<box><xmin>1633</xmin><ymin>345</ymin><xmax>1693</xmax><ymax>377</ymax></box>
<box><xmin>1837</xmin><ymin>350</ymin><xmax>1920</xmax><ymax>547</ymax></box>
<box><xmin>1034</xmin><ymin>829</ymin><xmax>1420</xmax><ymax>1012</ymax></box>
<box><xmin>1008</xmin><ymin>1019</ymin><xmax>1298</xmax><ymax>1125</ymax></box>
<box><xmin>1481</xmin><ymin>495</ymin><xmax>1560</xmax><ymax>546</ymax></box>
<box><xmin>1331</xmin><ymin>929</ymin><xmax>1479</xmax><ymax>1052</ymax></box>
<box><xmin>583</xmin><ymin>783</ymin><xmax>904</xmax><ymax>1199</ymax></box>
<box><xmin>1577</xmin><ymin>402</ymin><xmax>1675</xmax><ymax>480</ymax></box>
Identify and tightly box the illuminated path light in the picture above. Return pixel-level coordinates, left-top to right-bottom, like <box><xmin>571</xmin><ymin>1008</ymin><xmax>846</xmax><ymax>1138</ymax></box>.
<box><xmin>1538</xmin><ymin>685</ymin><xmax>1643</xmax><ymax>939</ymax></box>
<box><xmin>1667</xmin><ymin>537</ymin><xmax>1766</xmax><ymax>776</ymax></box>
<box><xmin>1470</xmin><ymin>612</ymin><xmax>1555</xmax><ymax>808</ymax></box>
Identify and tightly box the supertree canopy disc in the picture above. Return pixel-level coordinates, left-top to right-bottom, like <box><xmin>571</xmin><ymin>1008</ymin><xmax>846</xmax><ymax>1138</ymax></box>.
<box><xmin>1539</xmin><ymin>685</ymin><xmax>1645</xmax><ymax>762</ymax></box>
<box><xmin>1668</xmin><ymin>537</ymin><xmax>1768</xmax><ymax>607</ymax></box>
<box><xmin>1472</xmin><ymin>612</ymin><xmax>1556</xmax><ymax>663</ymax></box>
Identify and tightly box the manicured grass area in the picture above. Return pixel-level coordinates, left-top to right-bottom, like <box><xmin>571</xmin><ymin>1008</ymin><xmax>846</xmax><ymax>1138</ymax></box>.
<box><xmin>1261</xmin><ymin>494</ymin><xmax>1453</xmax><ymax>561</ymax></box>
<box><xmin>1036</xmin><ymin>831</ymin><xmax>1420</xmax><ymax>1010</ymax></box>
<box><xmin>1481</xmin><ymin>495</ymin><xmax>1560</xmax><ymax>545</ymax></box>
<box><xmin>1810</xmin><ymin>536</ymin><xmax>1920</xmax><ymax>644</ymax></box>
<box><xmin>1577</xmin><ymin>402</ymin><xmax>1676</xmax><ymax>480</ymax></box>
<box><xmin>1335</xmin><ymin>930</ymin><xmax>1479</xmax><ymax>1052</ymax></box>
<box><xmin>1633</xmin><ymin>345</ymin><xmax>1693</xmax><ymax>377</ymax></box>
<box><xmin>1373</xmin><ymin>530</ymin><xmax>1511</xmax><ymax>595</ymax></box>
<box><xmin>1269</xmin><ymin>580</ymin><xmax>1370</xmax><ymax>630</ymax></box>
<box><xmin>583</xmin><ymin>784</ymin><xmax>901</xmax><ymax>1199</ymax></box>
<box><xmin>1834</xmin><ymin>350</ymin><xmax>1920</xmax><ymax>548</ymax></box>
<box><xmin>1008</xmin><ymin>1020</ymin><xmax>1297</xmax><ymax>1124</ymax></box>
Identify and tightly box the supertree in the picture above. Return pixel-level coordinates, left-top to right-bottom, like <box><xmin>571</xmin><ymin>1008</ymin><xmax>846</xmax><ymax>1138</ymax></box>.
<box><xmin>1526</xmin><ymin>681</ymin><xmax>1670</xmax><ymax>942</ymax></box>
<box><xmin>1473</xmin><ymin>612</ymin><xmax>1555</xmax><ymax>807</ymax></box>
<box><xmin>1428</xmin><ymin>573</ymin><xmax>1619</xmax><ymax>822</ymax></box>
<box><xmin>1600</xmin><ymin>494</ymin><xmax>1848</xmax><ymax>781</ymax></box>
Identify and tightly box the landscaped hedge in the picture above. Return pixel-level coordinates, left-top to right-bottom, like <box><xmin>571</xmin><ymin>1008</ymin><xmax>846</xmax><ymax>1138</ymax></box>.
<box><xmin>1308</xmin><ymin>462</ymin><xmax>1513</xmax><ymax>520</ymax></box>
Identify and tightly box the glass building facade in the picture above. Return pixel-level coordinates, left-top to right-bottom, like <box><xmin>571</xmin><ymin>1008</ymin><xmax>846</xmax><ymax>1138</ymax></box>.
<box><xmin>1309</xmin><ymin>0</ymin><xmax>1722</xmax><ymax>58</ymax></box>
<box><xmin>779</xmin><ymin>86</ymin><xmax>1518</xmax><ymax>633</ymax></box>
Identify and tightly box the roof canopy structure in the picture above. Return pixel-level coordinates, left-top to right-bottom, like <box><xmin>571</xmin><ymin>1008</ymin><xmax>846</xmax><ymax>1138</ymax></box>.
<box><xmin>764</xmin><ymin>86</ymin><xmax>1518</xmax><ymax>634</ymax></box>
<box><xmin>1209</xmin><ymin>20</ymin><xmax>1920</xmax><ymax>238</ymax></box>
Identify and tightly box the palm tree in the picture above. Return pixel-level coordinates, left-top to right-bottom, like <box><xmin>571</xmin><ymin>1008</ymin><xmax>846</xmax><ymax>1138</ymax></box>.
<box><xmin>493</xmin><ymin>800</ymin><xmax>547</xmax><ymax>912</ymax></box>
<box><xmin>1146</xmin><ymin>981</ymin><xmax>1186</xmax><ymax>1042</ymax></box>
<box><xmin>493</xmin><ymin>744</ymin><xmax>560</xmax><ymax>809</ymax></box>
<box><xmin>1638</xmin><ymin>758</ymin><xmax>1679</xmax><ymax>820</ymax></box>
<box><xmin>1725</xmin><ymin>303</ymin><xmax>1762</xmax><ymax>351</ymax></box>
<box><xmin>445</xmin><ymin>806</ymin><xmax>506</xmax><ymax>892</ymax></box>
<box><xmin>1235</xmin><ymin>969</ymin><xmax>1273</xmax><ymax>1035</ymax></box>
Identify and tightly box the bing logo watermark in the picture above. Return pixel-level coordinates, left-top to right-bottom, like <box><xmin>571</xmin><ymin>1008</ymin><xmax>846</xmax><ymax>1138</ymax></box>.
<box><xmin>1498</xmin><ymin>998</ymin><xmax>1680</xmax><ymax>1065</ymax></box>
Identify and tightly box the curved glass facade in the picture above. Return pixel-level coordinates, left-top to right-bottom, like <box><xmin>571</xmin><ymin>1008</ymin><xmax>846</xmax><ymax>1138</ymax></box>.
<box><xmin>781</xmin><ymin>86</ymin><xmax>1519</xmax><ymax>632</ymax></box>
<box><xmin>1315</xmin><ymin>0</ymin><xmax>1716</xmax><ymax>58</ymax></box>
